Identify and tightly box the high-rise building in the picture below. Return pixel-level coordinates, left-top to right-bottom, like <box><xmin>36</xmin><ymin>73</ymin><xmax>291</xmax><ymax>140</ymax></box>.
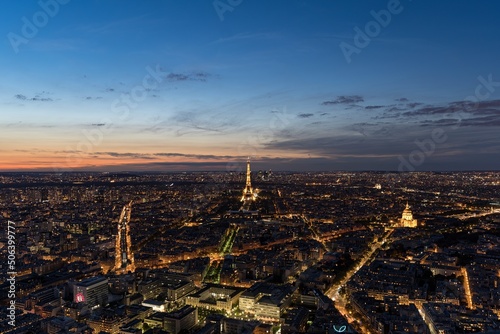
<box><xmin>241</xmin><ymin>158</ymin><xmax>257</xmax><ymax>204</ymax></box>
<box><xmin>73</xmin><ymin>276</ymin><xmax>108</xmax><ymax>309</ymax></box>
<box><xmin>115</xmin><ymin>201</ymin><xmax>135</xmax><ymax>273</ymax></box>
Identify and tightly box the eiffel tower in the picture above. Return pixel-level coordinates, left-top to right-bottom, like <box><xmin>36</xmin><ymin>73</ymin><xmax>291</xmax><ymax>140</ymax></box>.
<box><xmin>240</xmin><ymin>158</ymin><xmax>256</xmax><ymax>203</ymax></box>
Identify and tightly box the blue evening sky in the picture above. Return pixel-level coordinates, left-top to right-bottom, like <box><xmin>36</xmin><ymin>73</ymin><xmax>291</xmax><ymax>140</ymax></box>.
<box><xmin>1</xmin><ymin>0</ymin><xmax>500</xmax><ymax>171</ymax></box>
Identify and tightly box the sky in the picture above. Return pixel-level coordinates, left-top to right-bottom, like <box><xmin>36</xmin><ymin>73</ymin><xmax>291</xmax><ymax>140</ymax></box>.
<box><xmin>1</xmin><ymin>0</ymin><xmax>500</xmax><ymax>172</ymax></box>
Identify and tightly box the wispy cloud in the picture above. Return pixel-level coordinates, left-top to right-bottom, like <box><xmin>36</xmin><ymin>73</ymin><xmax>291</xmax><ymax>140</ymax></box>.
<box><xmin>14</xmin><ymin>93</ymin><xmax>53</xmax><ymax>102</ymax></box>
<box><xmin>213</xmin><ymin>32</ymin><xmax>281</xmax><ymax>44</ymax></box>
<box><xmin>321</xmin><ymin>95</ymin><xmax>363</xmax><ymax>105</ymax></box>
<box><xmin>369</xmin><ymin>99</ymin><xmax>500</xmax><ymax>128</ymax></box>
<box><xmin>143</xmin><ymin>91</ymin><xmax>288</xmax><ymax>137</ymax></box>
<box><xmin>406</xmin><ymin>102</ymin><xmax>423</xmax><ymax>108</ymax></box>
<box><xmin>69</xmin><ymin>151</ymin><xmax>257</xmax><ymax>161</ymax></box>
<box><xmin>166</xmin><ymin>71</ymin><xmax>214</xmax><ymax>82</ymax></box>
<box><xmin>396</xmin><ymin>99</ymin><xmax>500</xmax><ymax>127</ymax></box>
<box><xmin>76</xmin><ymin>15</ymin><xmax>151</xmax><ymax>34</ymax></box>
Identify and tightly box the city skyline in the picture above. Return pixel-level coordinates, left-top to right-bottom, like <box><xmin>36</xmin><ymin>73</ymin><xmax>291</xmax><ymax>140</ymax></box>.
<box><xmin>2</xmin><ymin>0</ymin><xmax>500</xmax><ymax>172</ymax></box>
<box><xmin>2</xmin><ymin>170</ymin><xmax>500</xmax><ymax>333</ymax></box>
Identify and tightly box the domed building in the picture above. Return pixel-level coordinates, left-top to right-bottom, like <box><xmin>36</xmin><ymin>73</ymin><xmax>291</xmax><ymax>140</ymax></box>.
<box><xmin>400</xmin><ymin>202</ymin><xmax>417</xmax><ymax>228</ymax></box>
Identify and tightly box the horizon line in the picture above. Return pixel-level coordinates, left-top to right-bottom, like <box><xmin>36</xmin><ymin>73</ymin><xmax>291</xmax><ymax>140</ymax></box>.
<box><xmin>1</xmin><ymin>169</ymin><xmax>499</xmax><ymax>174</ymax></box>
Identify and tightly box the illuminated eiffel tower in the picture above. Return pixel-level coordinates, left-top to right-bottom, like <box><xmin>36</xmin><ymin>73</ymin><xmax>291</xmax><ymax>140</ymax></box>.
<box><xmin>115</xmin><ymin>201</ymin><xmax>135</xmax><ymax>273</ymax></box>
<box><xmin>240</xmin><ymin>158</ymin><xmax>256</xmax><ymax>204</ymax></box>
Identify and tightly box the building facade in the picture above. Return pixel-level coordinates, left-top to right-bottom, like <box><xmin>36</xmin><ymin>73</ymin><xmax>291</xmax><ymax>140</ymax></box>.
<box><xmin>73</xmin><ymin>276</ymin><xmax>108</xmax><ymax>309</ymax></box>
<box><xmin>400</xmin><ymin>202</ymin><xmax>417</xmax><ymax>228</ymax></box>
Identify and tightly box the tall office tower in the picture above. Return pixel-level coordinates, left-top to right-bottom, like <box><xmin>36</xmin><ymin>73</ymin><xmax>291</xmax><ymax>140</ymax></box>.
<box><xmin>240</xmin><ymin>158</ymin><xmax>257</xmax><ymax>203</ymax></box>
<box><xmin>115</xmin><ymin>201</ymin><xmax>135</xmax><ymax>273</ymax></box>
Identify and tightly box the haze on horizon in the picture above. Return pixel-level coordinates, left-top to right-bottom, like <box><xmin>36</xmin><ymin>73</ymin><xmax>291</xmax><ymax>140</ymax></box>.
<box><xmin>1</xmin><ymin>0</ymin><xmax>500</xmax><ymax>172</ymax></box>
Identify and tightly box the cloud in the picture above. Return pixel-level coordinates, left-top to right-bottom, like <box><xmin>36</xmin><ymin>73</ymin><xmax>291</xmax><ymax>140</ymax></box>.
<box><xmin>264</xmin><ymin>126</ymin><xmax>500</xmax><ymax>161</ymax></box>
<box><xmin>32</xmin><ymin>97</ymin><xmax>53</xmax><ymax>102</ymax></box>
<box><xmin>77</xmin><ymin>15</ymin><xmax>150</xmax><ymax>34</ymax></box>
<box><xmin>362</xmin><ymin>98</ymin><xmax>500</xmax><ymax>131</ymax></box>
<box><xmin>264</xmin><ymin>134</ymin><xmax>404</xmax><ymax>157</ymax></box>
<box><xmin>14</xmin><ymin>94</ymin><xmax>53</xmax><ymax>102</ymax></box>
<box><xmin>167</xmin><ymin>73</ymin><xmax>189</xmax><ymax>81</ymax></box>
<box><xmin>42</xmin><ymin>155</ymin><xmax>379</xmax><ymax>173</ymax></box>
<box><xmin>423</xmin><ymin>114</ymin><xmax>500</xmax><ymax>127</ymax></box>
<box><xmin>193</xmin><ymin>72</ymin><xmax>211</xmax><ymax>81</ymax></box>
<box><xmin>105</xmin><ymin>88</ymin><xmax>115</xmax><ymax>92</ymax></box>
<box><xmin>144</xmin><ymin>91</ymin><xmax>286</xmax><ymax>137</ymax></box>
<box><xmin>298</xmin><ymin>113</ymin><xmax>314</xmax><ymax>118</ymax></box>
<box><xmin>255</xmin><ymin>94</ymin><xmax>500</xmax><ymax>170</ymax></box>
<box><xmin>321</xmin><ymin>95</ymin><xmax>364</xmax><ymax>105</ymax></box>
<box><xmin>365</xmin><ymin>105</ymin><xmax>384</xmax><ymax>110</ymax></box>
<box><xmin>419</xmin><ymin>118</ymin><xmax>462</xmax><ymax>127</ymax></box>
<box><xmin>164</xmin><ymin>110</ymin><xmax>230</xmax><ymax>136</ymax></box>
<box><xmin>99</xmin><ymin>152</ymin><xmax>157</xmax><ymax>160</ymax></box>
<box><xmin>166</xmin><ymin>71</ymin><xmax>213</xmax><ymax>82</ymax></box>
<box><xmin>4</xmin><ymin>122</ymin><xmax>58</xmax><ymax>129</ymax></box>
<box><xmin>89</xmin><ymin>151</ymin><xmax>257</xmax><ymax>161</ymax></box>
<box><xmin>85</xmin><ymin>96</ymin><xmax>103</xmax><ymax>100</ymax></box>
<box><xmin>406</xmin><ymin>102</ymin><xmax>423</xmax><ymax>108</ymax></box>
<box><xmin>395</xmin><ymin>98</ymin><xmax>409</xmax><ymax>102</ymax></box>
<box><xmin>153</xmin><ymin>153</ymin><xmax>242</xmax><ymax>160</ymax></box>
<box><xmin>400</xmin><ymin>99</ymin><xmax>500</xmax><ymax>122</ymax></box>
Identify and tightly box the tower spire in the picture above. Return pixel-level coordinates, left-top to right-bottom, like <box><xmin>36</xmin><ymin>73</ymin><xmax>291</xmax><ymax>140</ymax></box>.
<box><xmin>241</xmin><ymin>158</ymin><xmax>256</xmax><ymax>203</ymax></box>
<box><xmin>245</xmin><ymin>158</ymin><xmax>252</xmax><ymax>188</ymax></box>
